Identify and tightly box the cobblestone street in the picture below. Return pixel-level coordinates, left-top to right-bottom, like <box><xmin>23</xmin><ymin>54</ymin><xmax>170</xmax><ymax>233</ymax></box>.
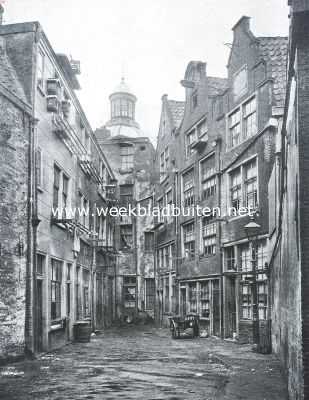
<box><xmin>0</xmin><ymin>326</ymin><xmax>287</xmax><ymax>400</ymax></box>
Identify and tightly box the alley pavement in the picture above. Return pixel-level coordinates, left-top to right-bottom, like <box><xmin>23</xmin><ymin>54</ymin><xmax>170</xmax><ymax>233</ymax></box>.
<box><xmin>0</xmin><ymin>325</ymin><xmax>287</xmax><ymax>400</ymax></box>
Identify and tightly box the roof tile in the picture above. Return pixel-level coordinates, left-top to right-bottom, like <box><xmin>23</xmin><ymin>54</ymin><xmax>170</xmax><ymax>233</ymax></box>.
<box><xmin>257</xmin><ymin>36</ymin><xmax>288</xmax><ymax>106</ymax></box>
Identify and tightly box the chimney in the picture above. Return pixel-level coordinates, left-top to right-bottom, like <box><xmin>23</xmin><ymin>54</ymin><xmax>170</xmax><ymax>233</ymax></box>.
<box><xmin>0</xmin><ymin>4</ymin><xmax>4</xmax><ymax>25</ymax></box>
<box><xmin>232</xmin><ymin>16</ymin><xmax>251</xmax><ymax>33</ymax></box>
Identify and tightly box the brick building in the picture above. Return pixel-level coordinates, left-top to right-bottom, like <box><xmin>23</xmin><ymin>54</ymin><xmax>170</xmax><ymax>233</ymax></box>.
<box><xmin>154</xmin><ymin>17</ymin><xmax>287</xmax><ymax>344</ymax></box>
<box><xmin>154</xmin><ymin>94</ymin><xmax>184</xmax><ymax>325</ymax></box>
<box><xmin>155</xmin><ymin>62</ymin><xmax>228</xmax><ymax>336</ymax></box>
<box><xmin>95</xmin><ymin>79</ymin><xmax>155</xmax><ymax>322</ymax></box>
<box><xmin>269</xmin><ymin>1</ymin><xmax>309</xmax><ymax>399</ymax></box>
<box><xmin>0</xmin><ymin>13</ymin><xmax>34</xmax><ymax>361</ymax></box>
<box><xmin>0</xmin><ymin>20</ymin><xmax>117</xmax><ymax>356</ymax></box>
<box><xmin>219</xmin><ymin>17</ymin><xmax>287</xmax><ymax>344</ymax></box>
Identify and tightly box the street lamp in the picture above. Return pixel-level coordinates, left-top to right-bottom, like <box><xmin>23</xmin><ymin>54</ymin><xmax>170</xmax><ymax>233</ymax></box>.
<box><xmin>244</xmin><ymin>216</ymin><xmax>261</xmax><ymax>351</ymax></box>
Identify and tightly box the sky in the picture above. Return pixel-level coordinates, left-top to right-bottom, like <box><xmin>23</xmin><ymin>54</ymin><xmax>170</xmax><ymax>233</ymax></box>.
<box><xmin>3</xmin><ymin>0</ymin><xmax>289</xmax><ymax>144</ymax></box>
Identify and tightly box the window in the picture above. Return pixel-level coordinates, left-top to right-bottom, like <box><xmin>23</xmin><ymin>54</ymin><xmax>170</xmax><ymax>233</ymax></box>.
<box><xmin>120</xmin><ymin>100</ymin><xmax>129</xmax><ymax>117</ymax></box>
<box><xmin>186</xmin><ymin>129</ymin><xmax>197</xmax><ymax>157</ymax></box>
<box><xmin>62</xmin><ymin>175</ymin><xmax>69</xmax><ymax>209</ymax></box>
<box><xmin>202</xmin><ymin>215</ymin><xmax>216</xmax><ymax>256</ymax></box>
<box><xmin>120</xmin><ymin>145</ymin><xmax>134</xmax><ymax>170</ymax></box>
<box><xmin>145</xmin><ymin>278</ymin><xmax>155</xmax><ymax>310</ymax></box>
<box><xmin>241</xmin><ymin>284</ymin><xmax>252</xmax><ymax>319</ymax></box>
<box><xmin>35</xmin><ymin>148</ymin><xmax>43</xmax><ymax>189</ymax></box>
<box><xmin>120</xmin><ymin>185</ymin><xmax>133</xmax><ymax>206</ymax></box>
<box><xmin>228</xmin><ymin>95</ymin><xmax>257</xmax><ymax>148</ymax></box>
<box><xmin>203</xmin><ymin>236</ymin><xmax>216</xmax><ymax>256</ymax></box>
<box><xmin>82</xmin><ymin>197</ymin><xmax>89</xmax><ymax>228</ymax></box>
<box><xmin>83</xmin><ymin>269</ymin><xmax>90</xmax><ymax>317</ymax></box>
<box><xmin>37</xmin><ymin>50</ymin><xmax>45</xmax><ymax>90</ymax></box>
<box><xmin>164</xmin><ymin>247</ymin><xmax>170</xmax><ymax>268</ymax></box>
<box><xmin>188</xmin><ymin>282</ymin><xmax>197</xmax><ymax>313</ymax></box>
<box><xmin>229</xmin><ymin>158</ymin><xmax>258</xmax><ymax>212</ymax></box>
<box><xmin>164</xmin><ymin>277</ymin><xmax>169</xmax><ymax>313</ymax></box>
<box><xmin>183</xmin><ymin>169</ymin><xmax>195</xmax><ymax>208</ymax></box>
<box><xmin>51</xmin><ymin>259</ymin><xmax>62</xmax><ymax>321</ymax></box>
<box><xmin>53</xmin><ymin>165</ymin><xmax>61</xmax><ymax>209</ymax></box>
<box><xmin>258</xmin><ymin>282</ymin><xmax>268</xmax><ymax>320</ymax></box>
<box><xmin>240</xmin><ymin>243</ymin><xmax>251</xmax><ymax>273</ymax></box>
<box><xmin>244</xmin><ymin>159</ymin><xmax>258</xmax><ymax>209</ymax></box>
<box><xmin>243</xmin><ymin>97</ymin><xmax>257</xmax><ymax>138</ymax></box>
<box><xmin>157</xmin><ymin>197</ymin><xmax>164</xmax><ymax>223</ymax></box>
<box><xmin>53</xmin><ymin>165</ymin><xmax>71</xmax><ymax>215</ymax></box>
<box><xmin>144</xmin><ymin>232</ymin><xmax>154</xmax><ymax>252</ymax></box>
<box><xmin>240</xmin><ymin>241</ymin><xmax>268</xmax><ymax>320</ymax></box>
<box><xmin>123</xmin><ymin>276</ymin><xmax>136</xmax><ymax>308</ymax></box>
<box><xmin>226</xmin><ymin>247</ymin><xmax>236</xmax><ymax>271</ymax></box>
<box><xmin>230</xmin><ymin>167</ymin><xmax>242</xmax><ymax>211</ymax></box>
<box><xmin>200</xmin><ymin>281</ymin><xmax>210</xmax><ymax>318</ymax></box>
<box><xmin>36</xmin><ymin>253</ymin><xmax>45</xmax><ymax>275</ymax></box>
<box><xmin>160</xmin><ymin>147</ymin><xmax>169</xmax><ymax>180</ymax></box>
<box><xmin>197</xmin><ymin>118</ymin><xmax>208</xmax><ymax>138</ymax></box>
<box><xmin>75</xmin><ymin>266</ymin><xmax>80</xmax><ymax>320</ymax></box>
<box><xmin>158</xmin><ymin>244</ymin><xmax>173</xmax><ymax>271</ymax></box>
<box><xmin>120</xmin><ymin>225</ymin><xmax>133</xmax><ymax>248</ymax></box>
<box><xmin>165</xmin><ymin>189</ymin><xmax>173</xmax><ymax>223</ymax></box>
<box><xmin>200</xmin><ymin>156</ymin><xmax>216</xmax><ymax>200</ymax></box>
<box><xmin>183</xmin><ymin>222</ymin><xmax>195</xmax><ymax>259</ymax></box>
<box><xmin>66</xmin><ymin>264</ymin><xmax>72</xmax><ymax>316</ymax></box>
<box><xmin>229</xmin><ymin>109</ymin><xmax>241</xmax><ymax>148</ymax></box>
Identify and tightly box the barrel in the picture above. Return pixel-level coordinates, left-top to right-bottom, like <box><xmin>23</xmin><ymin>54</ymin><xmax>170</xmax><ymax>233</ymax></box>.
<box><xmin>74</xmin><ymin>320</ymin><xmax>92</xmax><ymax>343</ymax></box>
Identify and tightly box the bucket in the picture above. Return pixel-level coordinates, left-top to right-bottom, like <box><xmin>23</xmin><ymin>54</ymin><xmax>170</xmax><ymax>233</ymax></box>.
<box><xmin>74</xmin><ymin>320</ymin><xmax>92</xmax><ymax>343</ymax></box>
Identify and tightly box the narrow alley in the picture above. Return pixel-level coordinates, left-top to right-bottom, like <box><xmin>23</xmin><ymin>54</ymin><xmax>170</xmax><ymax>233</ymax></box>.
<box><xmin>0</xmin><ymin>326</ymin><xmax>287</xmax><ymax>400</ymax></box>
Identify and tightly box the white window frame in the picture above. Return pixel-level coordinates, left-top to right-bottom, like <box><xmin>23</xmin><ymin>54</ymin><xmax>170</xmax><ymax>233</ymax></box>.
<box><xmin>227</xmin><ymin>93</ymin><xmax>258</xmax><ymax>149</ymax></box>
<box><xmin>228</xmin><ymin>155</ymin><xmax>259</xmax><ymax>214</ymax></box>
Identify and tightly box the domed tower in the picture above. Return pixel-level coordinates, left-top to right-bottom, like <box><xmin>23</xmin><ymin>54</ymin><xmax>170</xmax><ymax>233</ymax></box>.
<box><xmin>105</xmin><ymin>77</ymin><xmax>142</xmax><ymax>137</ymax></box>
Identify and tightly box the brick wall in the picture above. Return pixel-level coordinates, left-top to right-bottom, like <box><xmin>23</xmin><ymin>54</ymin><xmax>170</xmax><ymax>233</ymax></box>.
<box><xmin>270</xmin><ymin>10</ymin><xmax>309</xmax><ymax>400</ymax></box>
<box><xmin>0</xmin><ymin>93</ymin><xmax>31</xmax><ymax>361</ymax></box>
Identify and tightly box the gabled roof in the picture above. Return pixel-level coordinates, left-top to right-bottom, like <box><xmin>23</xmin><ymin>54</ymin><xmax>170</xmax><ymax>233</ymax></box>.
<box><xmin>257</xmin><ymin>36</ymin><xmax>288</xmax><ymax>106</ymax></box>
<box><xmin>167</xmin><ymin>100</ymin><xmax>185</xmax><ymax>129</ymax></box>
<box><xmin>0</xmin><ymin>37</ymin><xmax>27</xmax><ymax>103</ymax></box>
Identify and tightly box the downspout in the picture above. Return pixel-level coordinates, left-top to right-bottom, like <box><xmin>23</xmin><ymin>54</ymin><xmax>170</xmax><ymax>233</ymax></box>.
<box><xmin>25</xmin><ymin>114</ymin><xmax>36</xmax><ymax>356</ymax></box>
<box><xmin>217</xmin><ymin>140</ymin><xmax>224</xmax><ymax>339</ymax></box>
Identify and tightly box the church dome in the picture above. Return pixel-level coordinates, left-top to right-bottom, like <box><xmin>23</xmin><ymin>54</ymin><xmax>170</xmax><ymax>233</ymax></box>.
<box><xmin>105</xmin><ymin>77</ymin><xmax>142</xmax><ymax>137</ymax></box>
<box><xmin>113</xmin><ymin>77</ymin><xmax>134</xmax><ymax>96</ymax></box>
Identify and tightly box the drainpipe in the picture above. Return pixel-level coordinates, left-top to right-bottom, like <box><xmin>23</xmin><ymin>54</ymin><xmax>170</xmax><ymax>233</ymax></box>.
<box><xmin>217</xmin><ymin>140</ymin><xmax>224</xmax><ymax>339</ymax></box>
<box><xmin>25</xmin><ymin>115</ymin><xmax>37</xmax><ymax>356</ymax></box>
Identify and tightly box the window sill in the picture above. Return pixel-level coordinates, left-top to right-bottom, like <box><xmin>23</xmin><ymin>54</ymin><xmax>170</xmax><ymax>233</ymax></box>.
<box><xmin>37</xmin><ymin>185</ymin><xmax>44</xmax><ymax>193</ymax></box>
<box><xmin>50</xmin><ymin>320</ymin><xmax>64</xmax><ymax>331</ymax></box>
<box><xmin>199</xmin><ymin>254</ymin><xmax>216</xmax><ymax>259</ymax></box>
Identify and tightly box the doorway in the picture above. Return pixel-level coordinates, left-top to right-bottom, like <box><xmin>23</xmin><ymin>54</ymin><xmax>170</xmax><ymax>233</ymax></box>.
<box><xmin>212</xmin><ymin>280</ymin><xmax>220</xmax><ymax>337</ymax></box>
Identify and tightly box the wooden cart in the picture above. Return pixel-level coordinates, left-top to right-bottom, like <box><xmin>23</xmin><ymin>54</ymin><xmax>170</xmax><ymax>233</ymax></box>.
<box><xmin>168</xmin><ymin>314</ymin><xmax>200</xmax><ymax>339</ymax></box>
